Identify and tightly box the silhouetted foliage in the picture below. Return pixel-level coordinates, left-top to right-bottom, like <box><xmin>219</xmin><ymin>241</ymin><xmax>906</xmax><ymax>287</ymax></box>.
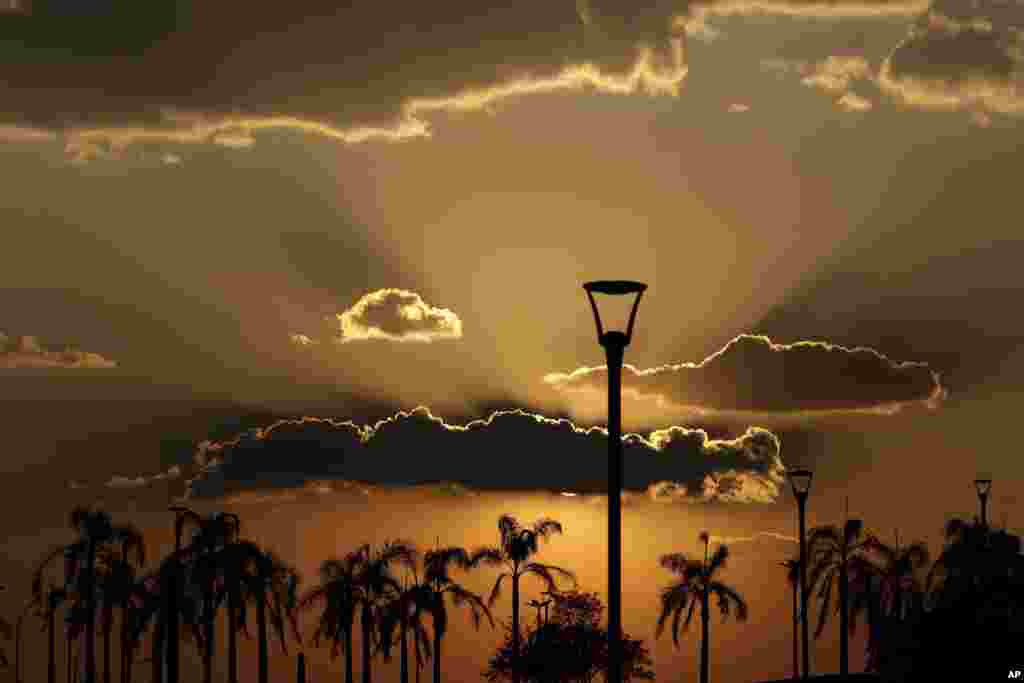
<box><xmin>655</xmin><ymin>533</ymin><xmax>747</xmax><ymax>683</ymax></box>
<box><xmin>484</xmin><ymin>590</ymin><xmax>654</xmax><ymax>683</ymax></box>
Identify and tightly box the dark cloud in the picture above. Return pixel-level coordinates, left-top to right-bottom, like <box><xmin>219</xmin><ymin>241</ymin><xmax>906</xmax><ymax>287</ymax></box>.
<box><xmin>1</xmin><ymin>0</ymin><xmax>687</xmax><ymax>160</ymax></box>
<box><xmin>879</xmin><ymin>0</ymin><xmax>1024</xmax><ymax>114</ymax></box>
<box><xmin>185</xmin><ymin>407</ymin><xmax>786</xmax><ymax>503</ymax></box>
<box><xmin>545</xmin><ymin>334</ymin><xmax>945</xmax><ymax>416</ymax></box>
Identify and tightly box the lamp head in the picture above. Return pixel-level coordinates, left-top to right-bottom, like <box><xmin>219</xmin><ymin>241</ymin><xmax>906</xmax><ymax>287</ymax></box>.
<box><xmin>582</xmin><ymin>280</ymin><xmax>647</xmax><ymax>346</ymax></box>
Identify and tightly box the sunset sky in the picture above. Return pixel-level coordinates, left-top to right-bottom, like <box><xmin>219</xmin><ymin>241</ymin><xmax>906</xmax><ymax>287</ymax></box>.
<box><xmin>2</xmin><ymin>0</ymin><xmax>1023</xmax><ymax>681</ymax></box>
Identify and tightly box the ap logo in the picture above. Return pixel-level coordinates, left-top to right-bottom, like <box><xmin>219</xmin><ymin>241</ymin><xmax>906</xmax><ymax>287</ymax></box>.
<box><xmin>1009</xmin><ymin>671</ymin><xmax>1022</xmax><ymax>679</ymax></box>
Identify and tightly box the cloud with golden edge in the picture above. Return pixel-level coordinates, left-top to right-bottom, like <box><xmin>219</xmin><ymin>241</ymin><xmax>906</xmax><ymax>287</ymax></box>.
<box><xmin>0</xmin><ymin>332</ymin><xmax>116</xmax><ymax>369</ymax></box>
<box><xmin>677</xmin><ymin>0</ymin><xmax>930</xmax><ymax>41</ymax></box>
<box><xmin>46</xmin><ymin>34</ymin><xmax>687</xmax><ymax>163</ymax></box>
<box><xmin>182</xmin><ymin>406</ymin><xmax>786</xmax><ymax>504</ymax></box>
<box><xmin>544</xmin><ymin>333</ymin><xmax>946</xmax><ymax>419</ymax></box>
<box><xmin>877</xmin><ymin>0</ymin><xmax>1024</xmax><ymax>117</ymax></box>
<box><xmin>332</xmin><ymin>289</ymin><xmax>463</xmax><ymax>344</ymax></box>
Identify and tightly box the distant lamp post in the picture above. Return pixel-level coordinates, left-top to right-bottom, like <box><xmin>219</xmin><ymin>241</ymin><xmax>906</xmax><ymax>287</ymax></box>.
<box><xmin>975</xmin><ymin>478</ymin><xmax>992</xmax><ymax>528</ymax></box>
<box><xmin>583</xmin><ymin>279</ymin><xmax>647</xmax><ymax>683</ymax></box>
<box><xmin>788</xmin><ymin>468</ymin><xmax>813</xmax><ymax>681</ymax></box>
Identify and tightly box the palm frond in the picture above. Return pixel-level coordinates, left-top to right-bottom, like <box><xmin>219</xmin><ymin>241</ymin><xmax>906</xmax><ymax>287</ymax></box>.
<box><xmin>487</xmin><ymin>572</ymin><xmax>510</xmax><ymax>607</ymax></box>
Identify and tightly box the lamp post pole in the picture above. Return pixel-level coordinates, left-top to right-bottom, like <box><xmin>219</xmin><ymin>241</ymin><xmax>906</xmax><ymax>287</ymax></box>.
<box><xmin>975</xmin><ymin>479</ymin><xmax>992</xmax><ymax>528</ymax></box>
<box><xmin>797</xmin><ymin>492</ymin><xmax>810</xmax><ymax>680</ymax></box>
<box><xmin>788</xmin><ymin>469</ymin><xmax>813</xmax><ymax>681</ymax></box>
<box><xmin>582</xmin><ymin>280</ymin><xmax>646</xmax><ymax>683</ymax></box>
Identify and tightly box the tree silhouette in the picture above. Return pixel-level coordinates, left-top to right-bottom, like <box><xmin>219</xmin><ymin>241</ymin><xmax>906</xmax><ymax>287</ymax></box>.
<box><xmin>655</xmin><ymin>532</ymin><xmax>748</xmax><ymax>683</ymax></box>
<box><xmin>378</xmin><ymin>569</ymin><xmax>433</xmax><ymax>683</ymax></box>
<box><xmin>237</xmin><ymin>546</ymin><xmax>300</xmax><ymax>683</ymax></box>
<box><xmin>474</xmin><ymin>515</ymin><xmax>576</xmax><ymax>683</ymax></box>
<box><xmin>297</xmin><ymin>551</ymin><xmax>364</xmax><ymax>683</ymax></box>
<box><xmin>418</xmin><ymin>546</ymin><xmax>494</xmax><ymax>683</ymax></box>
<box><xmin>806</xmin><ymin>519</ymin><xmax>870</xmax><ymax>676</ymax></box>
<box><xmin>484</xmin><ymin>589</ymin><xmax>654</xmax><ymax>682</ymax></box>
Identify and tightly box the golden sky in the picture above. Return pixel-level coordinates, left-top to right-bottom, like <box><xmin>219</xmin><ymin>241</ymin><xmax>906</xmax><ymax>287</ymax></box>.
<box><xmin>2</xmin><ymin>1</ymin><xmax>1024</xmax><ymax>681</ymax></box>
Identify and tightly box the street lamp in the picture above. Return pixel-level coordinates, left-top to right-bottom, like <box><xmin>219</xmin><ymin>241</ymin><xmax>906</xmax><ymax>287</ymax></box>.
<box><xmin>975</xmin><ymin>478</ymin><xmax>992</xmax><ymax>528</ymax></box>
<box><xmin>788</xmin><ymin>468</ymin><xmax>813</xmax><ymax>680</ymax></box>
<box><xmin>583</xmin><ymin>279</ymin><xmax>647</xmax><ymax>683</ymax></box>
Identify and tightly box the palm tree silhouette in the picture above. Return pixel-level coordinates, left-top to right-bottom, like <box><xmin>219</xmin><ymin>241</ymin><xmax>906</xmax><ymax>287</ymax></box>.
<box><xmin>352</xmin><ymin>541</ymin><xmax>418</xmax><ymax>683</ymax></box>
<box><xmin>378</xmin><ymin>569</ymin><xmax>433</xmax><ymax>683</ymax></box>
<box><xmin>31</xmin><ymin>546</ymin><xmax>72</xmax><ymax>683</ymax></box>
<box><xmin>419</xmin><ymin>546</ymin><xmax>494</xmax><ymax>683</ymax></box>
<box><xmin>298</xmin><ymin>551</ymin><xmax>364</xmax><ymax>683</ymax></box>
<box><xmin>69</xmin><ymin>506</ymin><xmax>117</xmax><ymax>683</ymax></box>
<box><xmin>474</xmin><ymin>515</ymin><xmax>576</xmax><ymax>683</ymax></box>
<box><xmin>237</xmin><ymin>546</ymin><xmax>301</xmax><ymax>683</ymax></box>
<box><xmin>93</xmin><ymin>523</ymin><xmax>145</xmax><ymax>683</ymax></box>
<box><xmin>655</xmin><ymin>532</ymin><xmax>748</xmax><ymax>683</ymax></box>
<box><xmin>780</xmin><ymin>559</ymin><xmax>800</xmax><ymax>679</ymax></box>
<box><xmin>806</xmin><ymin>518</ymin><xmax>869</xmax><ymax>676</ymax></box>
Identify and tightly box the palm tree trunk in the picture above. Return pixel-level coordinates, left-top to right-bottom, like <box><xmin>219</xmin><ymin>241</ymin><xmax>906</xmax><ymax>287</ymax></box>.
<box><xmin>361</xmin><ymin>606</ymin><xmax>372</xmax><ymax>683</ymax></box>
<box><xmin>166</xmin><ymin>568</ymin><xmax>178</xmax><ymax>683</ymax></box>
<box><xmin>431</xmin><ymin>626</ymin><xmax>440</xmax><ymax>683</ymax></box>
<box><xmin>152</xmin><ymin>617</ymin><xmax>164</xmax><ymax>683</ymax></box>
<box><xmin>791</xmin><ymin>583</ymin><xmax>798</xmax><ymax>679</ymax></box>
<box><xmin>66</xmin><ymin>635</ymin><xmax>71</xmax><ymax>683</ymax></box>
<box><xmin>227</xmin><ymin>590</ymin><xmax>239</xmax><ymax>683</ymax></box>
<box><xmin>700</xmin><ymin>588</ymin><xmax>710</xmax><ymax>683</ymax></box>
<box><xmin>257</xmin><ymin>588</ymin><xmax>269</xmax><ymax>683</ymax></box>
<box><xmin>511</xmin><ymin>571</ymin><xmax>520</xmax><ymax>683</ymax></box>
<box><xmin>345</xmin><ymin>625</ymin><xmax>354</xmax><ymax>683</ymax></box>
<box><xmin>120</xmin><ymin>550</ymin><xmax>130</xmax><ymax>683</ymax></box>
<box><xmin>48</xmin><ymin>606</ymin><xmax>56</xmax><ymax>683</ymax></box>
<box><xmin>839</xmin><ymin>556</ymin><xmax>849</xmax><ymax>677</ymax></box>
<box><xmin>102</xmin><ymin>617</ymin><xmax>112</xmax><ymax>683</ymax></box>
<box><xmin>85</xmin><ymin>541</ymin><xmax>97</xmax><ymax>683</ymax></box>
<box><xmin>202</xmin><ymin>592</ymin><xmax>214</xmax><ymax>683</ymax></box>
<box><xmin>399</xmin><ymin>610</ymin><xmax>409</xmax><ymax>683</ymax></box>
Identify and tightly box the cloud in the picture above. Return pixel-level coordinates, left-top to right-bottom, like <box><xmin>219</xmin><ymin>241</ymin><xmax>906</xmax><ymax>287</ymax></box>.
<box><xmin>105</xmin><ymin>464</ymin><xmax>182</xmax><ymax>489</ymax></box>
<box><xmin>727</xmin><ymin>102</ymin><xmax>751</xmax><ymax>112</ymax></box>
<box><xmin>877</xmin><ymin>0</ymin><xmax>1024</xmax><ymax>116</ymax></box>
<box><xmin>0</xmin><ymin>125</ymin><xmax>58</xmax><ymax>143</ymax></box>
<box><xmin>544</xmin><ymin>334</ymin><xmax>946</xmax><ymax>418</ymax></box>
<box><xmin>288</xmin><ymin>333</ymin><xmax>318</xmax><ymax>347</ymax></box>
<box><xmin>185</xmin><ymin>406</ymin><xmax>787</xmax><ymax>504</ymax></box>
<box><xmin>838</xmin><ymin>91</ymin><xmax>874</xmax><ymax>110</ymax></box>
<box><xmin>708</xmin><ymin>530</ymin><xmax>798</xmax><ymax>545</ymax></box>
<box><xmin>678</xmin><ymin>0</ymin><xmax>930</xmax><ymax>41</ymax></box>
<box><xmin>332</xmin><ymin>289</ymin><xmax>464</xmax><ymax>343</ymax></box>
<box><xmin>0</xmin><ymin>333</ymin><xmax>116</xmax><ymax>369</ymax></box>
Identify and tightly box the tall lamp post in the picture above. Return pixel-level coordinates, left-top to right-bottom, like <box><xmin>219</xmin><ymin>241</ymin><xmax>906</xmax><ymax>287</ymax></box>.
<box><xmin>975</xmin><ymin>478</ymin><xmax>992</xmax><ymax>528</ymax></box>
<box><xmin>583</xmin><ymin>279</ymin><xmax>647</xmax><ymax>683</ymax></box>
<box><xmin>788</xmin><ymin>469</ymin><xmax>813</xmax><ymax>681</ymax></box>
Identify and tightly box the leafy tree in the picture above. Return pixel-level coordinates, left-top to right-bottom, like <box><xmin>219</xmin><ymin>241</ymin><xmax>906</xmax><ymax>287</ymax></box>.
<box><xmin>484</xmin><ymin>589</ymin><xmax>654</xmax><ymax>683</ymax></box>
<box><xmin>474</xmin><ymin>515</ymin><xmax>576</xmax><ymax>683</ymax></box>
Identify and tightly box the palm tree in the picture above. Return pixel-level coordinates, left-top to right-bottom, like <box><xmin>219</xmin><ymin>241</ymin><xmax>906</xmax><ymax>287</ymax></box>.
<box><xmin>31</xmin><ymin>546</ymin><xmax>73</xmax><ymax>683</ymax></box>
<box><xmin>474</xmin><ymin>515</ymin><xmax>576</xmax><ymax>683</ymax></box>
<box><xmin>69</xmin><ymin>506</ymin><xmax>117</xmax><ymax>683</ymax></box>
<box><xmin>655</xmin><ymin>532</ymin><xmax>748</xmax><ymax>683</ymax></box>
<box><xmin>419</xmin><ymin>546</ymin><xmax>495</xmax><ymax>683</ymax></box>
<box><xmin>298</xmin><ymin>552</ymin><xmax>363</xmax><ymax>683</ymax></box>
<box><xmin>806</xmin><ymin>518</ymin><xmax>870</xmax><ymax>676</ymax></box>
<box><xmin>780</xmin><ymin>559</ymin><xmax>800</xmax><ymax>679</ymax></box>
<box><xmin>377</xmin><ymin>569</ymin><xmax>433</xmax><ymax>683</ymax></box>
<box><xmin>93</xmin><ymin>524</ymin><xmax>145</xmax><ymax>683</ymax></box>
<box><xmin>350</xmin><ymin>541</ymin><xmax>417</xmax><ymax>683</ymax></box>
<box><xmin>238</xmin><ymin>547</ymin><xmax>301</xmax><ymax>683</ymax></box>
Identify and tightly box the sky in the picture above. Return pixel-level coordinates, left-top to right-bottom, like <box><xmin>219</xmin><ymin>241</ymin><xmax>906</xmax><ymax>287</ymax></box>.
<box><xmin>2</xmin><ymin>0</ymin><xmax>1024</xmax><ymax>681</ymax></box>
